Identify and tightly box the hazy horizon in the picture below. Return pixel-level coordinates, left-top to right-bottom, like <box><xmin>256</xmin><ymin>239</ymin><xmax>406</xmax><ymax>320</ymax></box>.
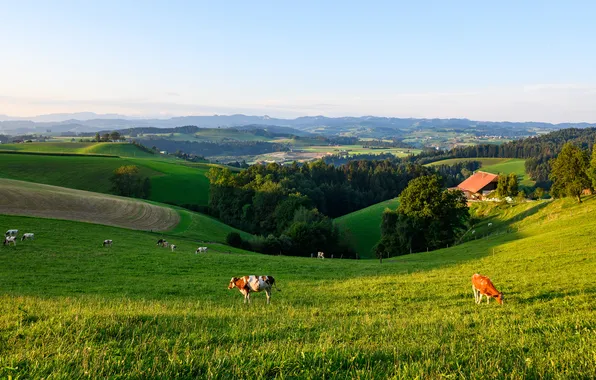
<box><xmin>1</xmin><ymin>1</ymin><xmax>595</xmax><ymax>123</ymax></box>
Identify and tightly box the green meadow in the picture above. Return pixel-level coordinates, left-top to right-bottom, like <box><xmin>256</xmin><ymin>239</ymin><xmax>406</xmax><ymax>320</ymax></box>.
<box><xmin>335</xmin><ymin>198</ymin><xmax>399</xmax><ymax>259</ymax></box>
<box><xmin>0</xmin><ymin>146</ymin><xmax>214</xmax><ymax>206</ymax></box>
<box><xmin>1</xmin><ymin>196</ymin><xmax>594</xmax><ymax>378</ymax></box>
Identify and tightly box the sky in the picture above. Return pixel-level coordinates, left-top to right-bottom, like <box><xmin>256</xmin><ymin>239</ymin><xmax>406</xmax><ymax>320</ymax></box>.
<box><xmin>1</xmin><ymin>0</ymin><xmax>595</xmax><ymax>123</ymax></box>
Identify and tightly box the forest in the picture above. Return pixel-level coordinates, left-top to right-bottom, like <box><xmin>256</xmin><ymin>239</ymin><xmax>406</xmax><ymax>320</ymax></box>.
<box><xmin>206</xmin><ymin>159</ymin><xmax>433</xmax><ymax>257</ymax></box>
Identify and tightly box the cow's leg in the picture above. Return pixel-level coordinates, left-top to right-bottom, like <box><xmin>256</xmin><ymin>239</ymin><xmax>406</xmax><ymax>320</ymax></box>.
<box><xmin>266</xmin><ymin>290</ymin><xmax>271</xmax><ymax>304</ymax></box>
<box><xmin>486</xmin><ymin>296</ymin><xmax>490</xmax><ymax>304</ymax></box>
<box><xmin>472</xmin><ymin>286</ymin><xmax>477</xmax><ymax>303</ymax></box>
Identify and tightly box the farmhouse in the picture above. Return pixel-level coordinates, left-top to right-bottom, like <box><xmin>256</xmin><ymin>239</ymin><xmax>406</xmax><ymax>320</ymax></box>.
<box><xmin>456</xmin><ymin>171</ymin><xmax>499</xmax><ymax>200</ymax></box>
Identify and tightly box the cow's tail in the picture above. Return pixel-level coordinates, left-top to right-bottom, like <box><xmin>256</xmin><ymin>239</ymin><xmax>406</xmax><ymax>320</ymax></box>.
<box><xmin>270</xmin><ymin>276</ymin><xmax>281</xmax><ymax>292</ymax></box>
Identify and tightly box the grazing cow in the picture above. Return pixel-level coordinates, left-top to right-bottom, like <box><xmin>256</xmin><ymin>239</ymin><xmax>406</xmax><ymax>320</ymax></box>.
<box><xmin>317</xmin><ymin>251</ymin><xmax>325</xmax><ymax>259</ymax></box>
<box><xmin>488</xmin><ymin>223</ymin><xmax>493</xmax><ymax>227</ymax></box>
<box><xmin>103</xmin><ymin>239</ymin><xmax>113</xmax><ymax>247</ymax></box>
<box><xmin>5</xmin><ymin>229</ymin><xmax>18</xmax><ymax>237</ymax></box>
<box><xmin>195</xmin><ymin>247</ymin><xmax>208</xmax><ymax>254</ymax></box>
<box><xmin>228</xmin><ymin>275</ymin><xmax>279</xmax><ymax>304</ymax></box>
<box><xmin>171</xmin><ymin>244</ymin><xmax>176</xmax><ymax>252</ymax></box>
<box><xmin>3</xmin><ymin>236</ymin><xmax>17</xmax><ymax>246</ymax></box>
<box><xmin>472</xmin><ymin>273</ymin><xmax>504</xmax><ymax>305</ymax></box>
<box><xmin>156</xmin><ymin>238</ymin><xmax>165</xmax><ymax>246</ymax></box>
<box><xmin>21</xmin><ymin>233</ymin><xmax>34</xmax><ymax>241</ymax></box>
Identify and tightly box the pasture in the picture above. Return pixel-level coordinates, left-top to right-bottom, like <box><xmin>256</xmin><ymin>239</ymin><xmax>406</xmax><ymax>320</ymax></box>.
<box><xmin>1</xmin><ymin>196</ymin><xmax>594</xmax><ymax>378</ymax></box>
<box><xmin>0</xmin><ymin>152</ymin><xmax>213</xmax><ymax>206</ymax></box>
<box><xmin>335</xmin><ymin>198</ymin><xmax>399</xmax><ymax>259</ymax></box>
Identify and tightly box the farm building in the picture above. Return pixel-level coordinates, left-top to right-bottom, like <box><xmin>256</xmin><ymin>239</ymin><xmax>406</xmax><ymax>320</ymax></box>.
<box><xmin>456</xmin><ymin>171</ymin><xmax>499</xmax><ymax>200</ymax></box>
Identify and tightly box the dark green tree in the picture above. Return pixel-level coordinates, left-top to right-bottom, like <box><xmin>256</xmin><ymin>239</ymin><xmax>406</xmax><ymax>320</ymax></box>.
<box><xmin>110</xmin><ymin>131</ymin><xmax>121</xmax><ymax>142</ymax></box>
<box><xmin>376</xmin><ymin>175</ymin><xmax>469</xmax><ymax>257</ymax></box>
<box><xmin>95</xmin><ymin>132</ymin><xmax>101</xmax><ymax>142</ymax></box>
<box><xmin>507</xmin><ymin>173</ymin><xmax>519</xmax><ymax>196</ymax></box>
<box><xmin>496</xmin><ymin>174</ymin><xmax>508</xmax><ymax>197</ymax></box>
<box><xmin>110</xmin><ymin>165</ymin><xmax>151</xmax><ymax>199</ymax></box>
<box><xmin>549</xmin><ymin>143</ymin><xmax>590</xmax><ymax>203</ymax></box>
<box><xmin>588</xmin><ymin>144</ymin><xmax>596</xmax><ymax>190</ymax></box>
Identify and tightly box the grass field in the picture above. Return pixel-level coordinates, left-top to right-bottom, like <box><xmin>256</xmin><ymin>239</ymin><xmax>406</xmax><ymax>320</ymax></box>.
<box><xmin>0</xmin><ymin>178</ymin><xmax>179</xmax><ymax>231</ymax></box>
<box><xmin>0</xmin><ymin>142</ymin><xmax>156</xmax><ymax>158</ymax></box>
<box><xmin>335</xmin><ymin>198</ymin><xmax>399</xmax><ymax>259</ymax></box>
<box><xmin>1</xmin><ymin>195</ymin><xmax>594</xmax><ymax>377</ymax></box>
<box><xmin>0</xmin><ymin>152</ymin><xmax>213</xmax><ymax>206</ymax></box>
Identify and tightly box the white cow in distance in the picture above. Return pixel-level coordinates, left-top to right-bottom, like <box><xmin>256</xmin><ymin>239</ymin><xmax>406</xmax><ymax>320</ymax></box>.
<box><xmin>196</xmin><ymin>247</ymin><xmax>208</xmax><ymax>254</ymax></box>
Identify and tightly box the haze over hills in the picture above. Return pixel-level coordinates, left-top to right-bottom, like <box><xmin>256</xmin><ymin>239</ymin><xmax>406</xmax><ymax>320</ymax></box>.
<box><xmin>1</xmin><ymin>113</ymin><xmax>595</xmax><ymax>136</ymax></box>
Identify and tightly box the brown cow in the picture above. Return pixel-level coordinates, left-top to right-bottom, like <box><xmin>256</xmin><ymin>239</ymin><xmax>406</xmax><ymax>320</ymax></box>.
<box><xmin>472</xmin><ymin>273</ymin><xmax>504</xmax><ymax>305</ymax></box>
<box><xmin>228</xmin><ymin>275</ymin><xmax>279</xmax><ymax>304</ymax></box>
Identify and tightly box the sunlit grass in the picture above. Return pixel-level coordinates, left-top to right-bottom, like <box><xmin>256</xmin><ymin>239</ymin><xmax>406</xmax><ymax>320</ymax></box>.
<box><xmin>1</xmin><ymin>196</ymin><xmax>594</xmax><ymax>377</ymax></box>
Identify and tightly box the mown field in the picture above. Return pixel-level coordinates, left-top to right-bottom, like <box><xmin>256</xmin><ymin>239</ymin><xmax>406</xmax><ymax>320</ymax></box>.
<box><xmin>335</xmin><ymin>198</ymin><xmax>399</xmax><ymax>259</ymax></box>
<box><xmin>0</xmin><ymin>178</ymin><xmax>179</xmax><ymax>231</ymax></box>
<box><xmin>1</xmin><ymin>197</ymin><xmax>594</xmax><ymax>378</ymax></box>
<box><xmin>0</xmin><ymin>147</ymin><xmax>213</xmax><ymax>206</ymax></box>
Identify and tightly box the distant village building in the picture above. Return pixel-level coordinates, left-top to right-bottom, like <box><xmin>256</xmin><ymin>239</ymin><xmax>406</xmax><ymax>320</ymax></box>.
<box><xmin>456</xmin><ymin>171</ymin><xmax>499</xmax><ymax>200</ymax></box>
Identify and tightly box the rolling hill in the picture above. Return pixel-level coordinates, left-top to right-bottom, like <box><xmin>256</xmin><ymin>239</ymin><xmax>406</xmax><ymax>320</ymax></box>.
<box><xmin>0</xmin><ymin>142</ymin><xmax>156</xmax><ymax>157</ymax></box>
<box><xmin>335</xmin><ymin>198</ymin><xmax>399</xmax><ymax>259</ymax></box>
<box><xmin>0</xmin><ymin>196</ymin><xmax>594</xmax><ymax>377</ymax></box>
<box><xmin>0</xmin><ymin>178</ymin><xmax>179</xmax><ymax>231</ymax></box>
<box><xmin>0</xmin><ymin>149</ymin><xmax>214</xmax><ymax>206</ymax></box>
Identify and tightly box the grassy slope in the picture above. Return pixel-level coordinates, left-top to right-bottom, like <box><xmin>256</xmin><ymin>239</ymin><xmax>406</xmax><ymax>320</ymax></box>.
<box><xmin>0</xmin><ymin>152</ymin><xmax>212</xmax><ymax>206</ymax></box>
<box><xmin>1</xmin><ymin>197</ymin><xmax>594</xmax><ymax>377</ymax></box>
<box><xmin>334</xmin><ymin>198</ymin><xmax>399</xmax><ymax>259</ymax></box>
<box><xmin>0</xmin><ymin>178</ymin><xmax>179</xmax><ymax>231</ymax></box>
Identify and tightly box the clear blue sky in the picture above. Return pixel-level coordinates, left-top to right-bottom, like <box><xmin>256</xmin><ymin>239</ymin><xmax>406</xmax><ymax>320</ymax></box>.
<box><xmin>1</xmin><ymin>0</ymin><xmax>595</xmax><ymax>122</ymax></box>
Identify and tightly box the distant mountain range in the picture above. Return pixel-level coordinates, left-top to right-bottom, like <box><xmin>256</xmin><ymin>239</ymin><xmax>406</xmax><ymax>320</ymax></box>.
<box><xmin>1</xmin><ymin>113</ymin><xmax>594</xmax><ymax>137</ymax></box>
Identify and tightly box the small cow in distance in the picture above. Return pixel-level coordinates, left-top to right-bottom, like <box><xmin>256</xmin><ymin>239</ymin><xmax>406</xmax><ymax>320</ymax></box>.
<box><xmin>103</xmin><ymin>239</ymin><xmax>113</xmax><ymax>247</ymax></box>
<box><xmin>171</xmin><ymin>244</ymin><xmax>176</xmax><ymax>252</ymax></box>
<box><xmin>317</xmin><ymin>251</ymin><xmax>325</xmax><ymax>259</ymax></box>
<box><xmin>3</xmin><ymin>236</ymin><xmax>17</xmax><ymax>246</ymax></box>
<box><xmin>5</xmin><ymin>229</ymin><xmax>18</xmax><ymax>237</ymax></box>
<box><xmin>228</xmin><ymin>275</ymin><xmax>280</xmax><ymax>304</ymax></box>
<box><xmin>195</xmin><ymin>247</ymin><xmax>208</xmax><ymax>254</ymax></box>
<box><xmin>21</xmin><ymin>233</ymin><xmax>34</xmax><ymax>241</ymax></box>
<box><xmin>156</xmin><ymin>239</ymin><xmax>165</xmax><ymax>246</ymax></box>
<box><xmin>472</xmin><ymin>273</ymin><xmax>504</xmax><ymax>305</ymax></box>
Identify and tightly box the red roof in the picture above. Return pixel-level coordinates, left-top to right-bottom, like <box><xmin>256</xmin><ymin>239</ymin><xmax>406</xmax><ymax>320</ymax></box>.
<box><xmin>457</xmin><ymin>171</ymin><xmax>498</xmax><ymax>193</ymax></box>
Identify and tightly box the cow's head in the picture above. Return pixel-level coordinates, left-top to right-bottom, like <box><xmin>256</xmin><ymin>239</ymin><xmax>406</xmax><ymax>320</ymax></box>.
<box><xmin>496</xmin><ymin>292</ymin><xmax>504</xmax><ymax>305</ymax></box>
<box><xmin>228</xmin><ymin>277</ymin><xmax>239</xmax><ymax>289</ymax></box>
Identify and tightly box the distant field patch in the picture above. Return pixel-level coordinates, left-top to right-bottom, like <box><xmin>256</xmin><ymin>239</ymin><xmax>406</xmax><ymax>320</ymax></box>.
<box><xmin>0</xmin><ymin>178</ymin><xmax>179</xmax><ymax>231</ymax></box>
<box><xmin>300</xmin><ymin>145</ymin><xmax>419</xmax><ymax>157</ymax></box>
<box><xmin>426</xmin><ymin>158</ymin><xmax>510</xmax><ymax>167</ymax></box>
<box><xmin>335</xmin><ymin>198</ymin><xmax>399</xmax><ymax>259</ymax></box>
<box><xmin>428</xmin><ymin>158</ymin><xmax>534</xmax><ymax>187</ymax></box>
